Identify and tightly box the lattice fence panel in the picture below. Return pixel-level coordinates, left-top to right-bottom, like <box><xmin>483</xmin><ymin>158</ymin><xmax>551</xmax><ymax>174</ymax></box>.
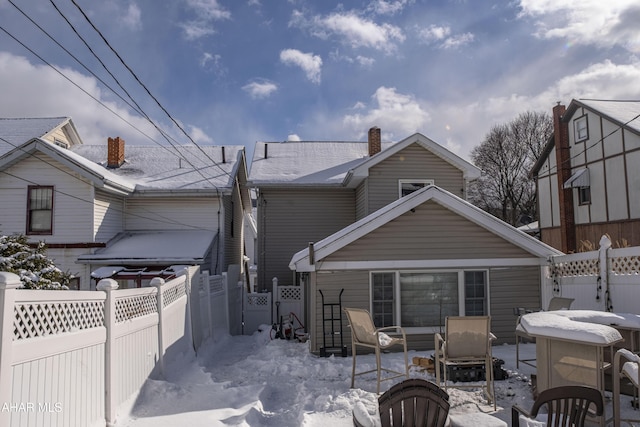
<box><xmin>611</xmin><ymin>255</ymin><xmax>640</xmax><ymax>275</ymax></box>
<box><xmin>247</xmin><ymin>293</ymin><xmax>270</xmax><ymax>307</ymax></box>
<box><xmin>115</xmin><ymin>294</ymin><xmax>157</xmax><ymax>323</ymax></box>
<box><xmin>14</xmin><ymin>300</ymin><xmax>104</xmax><ymax>340</ymax></box>
<box><xmin>278</xmin><ymin>286</ymin><xmax>301</xmax><ymax>301</ymax></box>
<box><xmin>555</xmin><ymin>258</ymin><xmax>599</xmax><ymax>277</ymax></box>
<box><xmin>163</xmin><ymin>282</ymin><xmax>186</xmax><ymax>307</ymax></box>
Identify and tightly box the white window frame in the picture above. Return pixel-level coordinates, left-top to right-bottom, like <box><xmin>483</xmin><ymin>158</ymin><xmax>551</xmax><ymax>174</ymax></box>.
<box><xmin>398</xmin><ymin>179</ymin><xmax>434</xmax><ymax>197</ymax></box>
<box><xmin>574</xmin><ymin>116</ymin><xmax>588</xmax><ymax>142</ymax></box>
<box><xmin>578</xmin><ymin>186</ymin><xmax>591</xmax><ymax>205</ymax></box>
<box><xmin>370</xmin><ymin>269</ymin><xmax>489</xmax><ymax>334</ymax></box>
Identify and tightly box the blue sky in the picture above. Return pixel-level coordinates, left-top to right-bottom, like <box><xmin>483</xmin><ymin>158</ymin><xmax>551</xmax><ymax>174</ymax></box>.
<box><xmin>1</xmin><ymin>0</ymin><xmax>639</xmax><ymax>162</ymax></box>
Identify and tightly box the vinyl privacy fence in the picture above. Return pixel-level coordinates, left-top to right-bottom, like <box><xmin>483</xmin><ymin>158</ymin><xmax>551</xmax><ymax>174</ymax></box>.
<box><xmin>0</xmin><ymin>266</ymin><xmax>232</xmax><ymax>427</ymax></box>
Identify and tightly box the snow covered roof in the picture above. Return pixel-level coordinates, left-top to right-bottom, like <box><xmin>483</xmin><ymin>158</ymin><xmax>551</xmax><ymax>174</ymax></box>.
<box><xmin>77</xmin><ymin>230</ymin><xmax>216</xmax><ymax>265</ymax></box>
<box><xmin>0</xmin><ymin>138</ymin><xmax>136</xmax><ymax>194</ymax></box>
<box><xmin>248</xmin><ymin>133</ymin><xmax>480</xmax><ymax>188</ymax></box>
<box><xmin>0</xmin><ymin>117</ymin><xmax>80</xmax><ymax>156</ymax></box>
<box><xmin>73</xmin><ymin>144</ymin><xmax>244</xmax><ymax>193</ymax></box>
<box><xmin>289</xmin><ymin>185</ymin><xmax>562</xmax><ymax>272</ymax></box>
<box><xmin>248</xmin><ymin>140</ymin><xmax>396</xmax><ymax>186</ymax></box>
<box><xmin>567</xmin><ymin>99</ymin><xmax>640</xmax><ymax>134</ymax></box>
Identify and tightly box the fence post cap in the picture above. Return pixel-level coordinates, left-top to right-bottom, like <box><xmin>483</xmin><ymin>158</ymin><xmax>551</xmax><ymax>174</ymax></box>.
<box><xmin>97</xmin><ymin>278</ymin><xmax>119</xmax><ymax>291</ymax></box>
<box><xmin>150</xmin><ymin>277</ymin><xmax>165</xmax><ymax>287</ymax></box>
<box><xmin>0</xmin><ymin>272</ymin><xmax>21</xmax><ymax>289</ymax></box>
<box><xmin>599</xmin><ymin>234</ymin><xmax>612</xmax><ymax>249</ymax></box>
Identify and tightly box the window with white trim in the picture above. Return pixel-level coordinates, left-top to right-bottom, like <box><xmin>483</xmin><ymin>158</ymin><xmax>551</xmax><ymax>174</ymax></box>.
<box><xmin>574</xmin><ymin>116</ymin><xmax>588</xmax><ymax>142</ymax></box>
<box><xmin>27</xmin><ymin>186</ymin><xmax>53</xmax><ymax>235</ymax></box>
<box><xmin>371</xmin><ymin>270</ymin><xmax>487</xmax><ymax>330</ymax></box>
<box><xmin>398</xmin><ymin>179</ymin><xmax>434</xmax><ymax>197</ymax></box>
<box><xmin>578</xmin><ymin>186</ymin><xmax>591</xmax><ymax>205</ymax></box>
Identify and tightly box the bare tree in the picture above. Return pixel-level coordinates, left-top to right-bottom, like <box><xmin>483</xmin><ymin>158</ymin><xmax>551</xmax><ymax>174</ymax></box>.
<box><xmin>469</xmin><ymin>111</ymin><xmax>552</xmax><ymax>226</ymax></box>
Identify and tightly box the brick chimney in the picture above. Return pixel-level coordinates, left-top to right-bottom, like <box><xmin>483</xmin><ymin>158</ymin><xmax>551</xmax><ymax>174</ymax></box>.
<box><xmin>368</xmin><ymin>126</ymin><xmax>381</xmax><ymax>156</ymax></box>
<box><xmin>553</xmin><ymin>103</ymin><xmax>576</xmax><ymax>253</ymax></box>
<box><xmin>107</xmin><ymin>137</ymin><xmax>125</xmax><ymax>168</ymax></box>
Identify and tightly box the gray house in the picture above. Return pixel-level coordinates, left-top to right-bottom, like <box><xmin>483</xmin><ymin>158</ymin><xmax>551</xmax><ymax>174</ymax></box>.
<box><xmin>290</xmin><ymin>185</ymin><xmax>562</xmax><ymax>353</ymax></box>
<box><xmin>248</xmin><ymin>128</ymin><xmax>482</xmax><ymax>290</ymax></box>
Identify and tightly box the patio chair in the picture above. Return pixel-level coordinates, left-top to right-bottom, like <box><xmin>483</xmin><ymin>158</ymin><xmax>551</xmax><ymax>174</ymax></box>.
<box><xmin>434</xmin><ymin>316</ymin><xmax>496</xmax><ymax>410</ymax></box>
<box><xmin>511</xmin><ymin>385</ymin><xmax>603</xmax><ymax>427</ymax></box>
<box><xmin>353</xmin><ymin>378</ymin><xmax>450</xmax><ymax>427</ymax></box>
<box><xmin>343</xmin><ymin>307</ymin><xmax>409</xmax><ymax>394</ymax></box>
<box><xmin>613</xmin><ymin>348</ymin><xmax>640</xmax><ymax>427</ymax></box>
<box><xmin>515</xmin><ymin>297</ymin><xmax>574</xmax><ymax>368</ymax></box>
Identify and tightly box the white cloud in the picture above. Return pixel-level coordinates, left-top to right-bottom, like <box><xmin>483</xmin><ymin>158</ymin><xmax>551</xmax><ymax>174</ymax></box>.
<box><xmin>417</xmin><ymin>25</ymin><xmax>474</xmax><ymax>49</ymax></box>
<box><xmin>287</xmin><ymin>134</ymin><xmax>301</xmax><ymax>141</ymax></box>
<box><xmin>290</xmin><ymin>10</ymin><xmax>405</xmax><ymax>53</ymax></box>
<box><xmin>0</xmin><ymin>52</ymin><xmax>205</xmax><ymax>147</ymax></box>
<box><xmin>188</xmin><ymin>124</ymin><xmax>214</xmax><ymax>144</ymax></box>
<box><xmin>368</xmin><ymin>0</ymin><xmax>414</xmax><ymax>15</ymax></box>
<box><xmin>519</xmin><ymin>0</ymin><xmax>640</xmax><ymax>53</ymax></box>
<box><xmin>356</xmin><ymin>56</ymin><xmax>375</xmax><ymax>67</ymax></box>
<box><xmin>343</xmin><ymin>87</ymin><xmax>430</xmax><ymax>140</ymax></box>
<box><xmin>181</xmin><ymin>0</ymin><xmax>231</xmax><ymax>40</ymax></box>
<box><xmin>280</xmin><ymin>49</ymin><xmax>322</xmax><ymax>84</ymax></box>
<box><xmin>242</xmin><ymin>80</ymin><xmax>278</xmax><ymax>99</ymax></box>
<box><xmin>122</xmin><ymin>3</ymin><xmax>142</xmax><ymax>30</ymax></box>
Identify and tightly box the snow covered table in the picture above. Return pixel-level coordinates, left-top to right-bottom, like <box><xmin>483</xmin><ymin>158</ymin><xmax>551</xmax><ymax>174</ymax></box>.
<box><xmin>519</xmin><ymin>310</ymin><xmax>640</xmax><ymax>426</ymax></box>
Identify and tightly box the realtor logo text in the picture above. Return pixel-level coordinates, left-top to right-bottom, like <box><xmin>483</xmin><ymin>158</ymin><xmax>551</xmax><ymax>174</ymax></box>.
<box><xmin>1</xmin><ymin>402</ymin><xmax>63</xmax><ymax>413</ymax></box>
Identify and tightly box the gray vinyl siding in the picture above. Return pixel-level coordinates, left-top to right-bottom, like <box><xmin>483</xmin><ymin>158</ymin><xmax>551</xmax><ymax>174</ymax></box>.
<box><xmin>223</xmin><ymin>187</ymin><xmax>245</xmax><ymax>271</ymax></box>
<box><xmin>257</xmin><ymin>188</ymin><xmax>355</xmax><ymax>289</ymax></box>
<box><xmin>367</xmin><ymin>143</ymin><xmax>465</xmax><ymax>214</ymax></box>
<box><xmin>355</xmin><ymin>181</ymin><xmax>367</xmax><ymax>221</ymax></box>
<box><xmin>488</xmin><ymin>266</ymin><xmax>541</xmax><ymax>344</ymax></box>
<box><xmin>125</xmin><ymin>197</ymin><xmax>220</xmax><ymax>231</ymax></box>
<box><xmin>94</xmin><ymin>189</ymin><xmax>124</xmax><ymax>242</ymax></box>
<box><xmin>312</xmin><ymin>270</ymin><xmax>369</xmax><ymax>354</ymax></box>
<box><xmin>326</xmin><ymin>201</ymin><xmax>532</xmax><ymax>262</ymax></box>
<box><xmin>0</xmin><ymin>153</ymin><xmax>94</xmax><ymax>243</ymax></box>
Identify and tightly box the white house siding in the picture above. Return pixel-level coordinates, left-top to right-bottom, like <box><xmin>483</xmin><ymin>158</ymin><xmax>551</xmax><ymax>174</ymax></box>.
<box><xmin>124</xmin><ymin>197</ymin><xmax>220</xmax><ymax>231</ymax></box>
<box><xmin>94</xmin><ymin>189</ymin><xmax>124</xmax><ymax>242</ymax></box>
<box><xmin>47</xmin><ymin>247</ymin><xmax>93</xmax><ymax>290</ymax></box>
<box><xmin>325</xmin><ymin>201</ymin><xmax>532</xmax><ymax>262</ymax></box>
<box><xmin>0</xmin><ymin>154</ymin><xmax>94</xmax><ymax>243</ymax></box>
<box><xmin>606</xmin><ymin>155</ymin><xmax>628</xmax><ymax>221</ymax></box>
<box><xmin>629</xmin><ymin>150</ymin><xmax>640</xmax><ymax>218</ymax></box>
<box><xmin>366</xmin><ymin>144</ymin><xmax>464</xmax><ymax>215</ymax></box>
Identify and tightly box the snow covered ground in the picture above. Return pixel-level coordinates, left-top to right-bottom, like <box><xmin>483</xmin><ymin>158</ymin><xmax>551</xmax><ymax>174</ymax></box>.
<box><xmin>116</xmin><ymin>327</ymin><xmax>638</xmax><ymax>427</ymax></box>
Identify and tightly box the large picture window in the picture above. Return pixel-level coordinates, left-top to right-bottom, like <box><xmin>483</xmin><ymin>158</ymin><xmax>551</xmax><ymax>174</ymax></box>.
<box><xmin>371</xmin><ymin>270</ymin><xmax>487</xmax><ymax>330</ymax></box>
<box><xmin>27</xmin><ymin>186</ymin><xmax>53</xmax><ymax>235</ymax></box>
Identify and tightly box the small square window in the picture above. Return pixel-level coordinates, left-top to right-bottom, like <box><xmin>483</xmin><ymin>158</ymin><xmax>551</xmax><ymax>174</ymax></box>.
<box><xmin>578</xmin><ymin>187</ymin><xmax>591</xmax><ymax>205</ymax></box>
<box><xmin>574</xmin><ymin>116</ymin><xmax>588</xmax><ymax>142</ymax></box>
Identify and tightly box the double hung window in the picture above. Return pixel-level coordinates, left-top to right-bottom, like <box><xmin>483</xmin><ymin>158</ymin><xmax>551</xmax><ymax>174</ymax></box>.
<box><xmin>398</xmin><ymin>179</ymin><xmax>434</xmax><ymax>197</ymax></box>
<box><xmin>27</xmin><ymin>186</ymin><xmax>54</xmax><ymax>235</ymax></box>
<box><xmin>574</xmin><ymin>116</ymin><xmax>588</xmax><ymax>142</ymax></box>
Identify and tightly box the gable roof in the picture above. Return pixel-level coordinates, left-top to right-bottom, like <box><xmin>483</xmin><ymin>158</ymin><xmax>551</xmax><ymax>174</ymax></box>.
<box><xmin>565</xmin><ymin>99</ymin><xmax>640</xmax><ymax>133</ymax></box>
<box><xmin>248</xmin><ymin>133</ymin><xmax>479</xmax><ymax>188</ymax></box>
<box><xmin>73</xmin><ymin>144</ymin><xmax>245</xmax><ymax>194</ymax></box>
<box><xmin>0</xmin><ymin>117</ymin><xmax>81</xmax><ymax>157</ymax></box>
<box><xmin>248</xmin><ymin>140</ymin><xmax>396</xmax><ymax>187</ymax></box>
<box><xmin>0</xmin><ymin>138</ymin><xmax>135</xmax><ymax>194</ymax></box>
<box><xmin>345</xmin><ymin>133</ymin><xmax>481</xmax><ymax>187</ymax></box>
<box><xmin>531</xmin><ymin>99</ymin><xmax>640</xmax><ymax>177</ymax></box>
<box><xmin>289</xmin><ymin>185</ymin><xmax>562</xmax><ymax>272</ymax></box>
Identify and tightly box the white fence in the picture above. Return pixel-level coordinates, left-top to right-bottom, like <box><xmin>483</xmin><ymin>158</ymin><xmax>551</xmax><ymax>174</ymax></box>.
<box><xmin>0</xmin><ymin>265</ymin><xmax>232</xmax><ymax>427</ymax></box>
<box><xmin>544</xmin><ymin>235</ymin><xmax>640</xmax><ymax>313</ymax></box>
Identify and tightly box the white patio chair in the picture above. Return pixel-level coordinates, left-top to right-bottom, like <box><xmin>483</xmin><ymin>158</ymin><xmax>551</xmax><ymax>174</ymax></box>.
<box><xmin>515</xmin><ymin>297</ymin><xmax>574</xmax><ymax>368</ymax></box>
<box><xmin>343</xmin><ymin>307</ymin><xmax>409</xmax><ymax>394</ymax></box>
<box><xmin>434</xmin><ymin>316</ymin><xmax>496</xmax><ymax>410</ymax></box>
<box><xmin>613</xmin><ymin>348</ymin><xmax>640</xmax><ymax>427</ymax></box>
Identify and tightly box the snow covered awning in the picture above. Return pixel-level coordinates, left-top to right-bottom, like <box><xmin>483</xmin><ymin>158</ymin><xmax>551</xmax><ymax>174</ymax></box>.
<box><xmin>563</xmin><ymin>168</ymin><xmax>590</xmax><ymax>189</ymax></box>
<box><xmin>77</xmin><ymin>230</ymin><xmax>216</xmax><ymax>266</ymax></box>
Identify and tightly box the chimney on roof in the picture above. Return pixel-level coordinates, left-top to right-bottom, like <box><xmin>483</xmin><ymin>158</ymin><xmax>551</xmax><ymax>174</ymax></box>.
<box><xmin>368</xmin><ymin>126</ymin><xmax>381</xmax><ymax>156</ymax></box>
<box><xmin>107</xmin><ymin>136</ymin><xmax>125</xmax><ymax>168</ymax></box>
<box><xmin>552</xmin><ymin>103</ymin><xmax>576</xmax><ymax>253</ymax></box>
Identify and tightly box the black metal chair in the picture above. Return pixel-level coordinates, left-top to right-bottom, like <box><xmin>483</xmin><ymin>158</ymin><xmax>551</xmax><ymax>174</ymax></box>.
<box><xmin>354</xmin><ymin>378</ymin><xmax>450</xmax><ymax>427</ymax></box>
<box><xmin>512</xmin><ymin>385</ymin><xmax>604</xmax><ymax>427</ymax></box>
